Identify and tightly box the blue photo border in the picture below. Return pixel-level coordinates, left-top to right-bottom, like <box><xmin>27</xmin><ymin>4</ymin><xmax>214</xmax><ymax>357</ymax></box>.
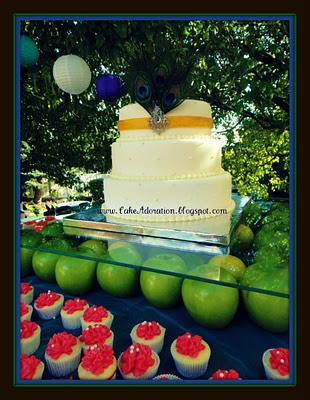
<box><xmin>14</xmin><ymin>13</ymin><xmax>296</xmax><ymax>387</ymax></box>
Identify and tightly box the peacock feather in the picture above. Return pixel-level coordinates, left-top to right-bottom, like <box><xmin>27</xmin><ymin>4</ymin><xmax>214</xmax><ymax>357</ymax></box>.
<box><xmin>123</xmin><ymin>39</ymin><xmax>195</xmax><ymax>115</ymax></box>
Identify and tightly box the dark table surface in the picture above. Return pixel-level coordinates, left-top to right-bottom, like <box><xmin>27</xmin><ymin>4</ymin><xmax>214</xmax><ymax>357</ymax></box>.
<box><xmin>18</xmin><ymin>275</ymin><xmax>289</xmax><ymax>385</ymax></box>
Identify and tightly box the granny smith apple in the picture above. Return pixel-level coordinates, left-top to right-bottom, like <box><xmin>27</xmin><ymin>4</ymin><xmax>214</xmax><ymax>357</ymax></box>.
<box><xmin>97</xmin><ymin>245</ymin><xmax>142</xmax><ymax>297</ymax></box>
<box><xmin>241</xmin><ymin>263</ymin><xmax>289</xmax><ymax>333</ymax></box>
<box><xmin>208</xmin><ymin>254</ymin><xmax>246</xmax><ymax>282</ymax></box>
<box><xmin>140</xmin><ymin>254</ymin><xmax>187</xmax><ymax>308</ymax></box>
<box><xmin>40</xmin><ymin>222</ymin><xmax>64</xmax><ymax>239</ymax></box>
<box><xmin>254</xmin><ymin>230</ymin><xmax>289</xmax><ymax>252</ymax></box>
<box><xmin>182</xmin><ymin>264</ymin><xmax>239</xmax><ymax>329</ymax></box>
<box><xmin>55</xmin><ymin>247</ymin><xmax>97</xmax><ymax>295</ymax></box>
<box><xmin>32</xmin><ymin>238</ymin><xmax>72</xmax><ymax>282</ymax></box>
<box><xmin>240</xmin><ymin>200</ymin><xmax>264</xmax><ymax>231</ymax></box>
<box><xmin>108</xmin><ymin>241</ymin><xmax>137</xmax><ymax>252</ymax></box>
<box><xmin>20</xmin><ymin>229</ymin><xmax>43</xmax><ymax>278</ymax></box>
<box><xmin>78</xmin><ymin>239</ymin><xmax>108</xmax><ymax>257</ymax></box>
<box><xmin>230</xmin><ymin>224</ymin><xmax>254</xmax><ymax>254</ymax></box>
<box><xmin>254</xmin><ymin>246</ymin><xmax>288</xmax><ymax>268</ymax></box>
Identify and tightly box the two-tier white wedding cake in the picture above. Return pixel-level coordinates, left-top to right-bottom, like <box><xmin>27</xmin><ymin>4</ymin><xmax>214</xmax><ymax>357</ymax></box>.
<box><xmin>103</xmin><ymin>99</ymin><xmax>235</xmax><ymax>222</ymax></box>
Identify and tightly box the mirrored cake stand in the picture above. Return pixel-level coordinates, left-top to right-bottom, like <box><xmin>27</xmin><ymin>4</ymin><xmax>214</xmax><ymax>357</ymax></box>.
<box><xmin>63</xmin><ymin>194</ymin><xmax>250</xmax><ymax>256</ymax></box>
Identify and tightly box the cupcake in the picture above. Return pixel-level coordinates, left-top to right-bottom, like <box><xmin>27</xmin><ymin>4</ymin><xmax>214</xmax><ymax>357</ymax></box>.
<box><xmin>153</xmin><ymin>374</ymin><xmax>182</xmax><ymax>380</ymax></box>
<box><xmin>80</xmin><ymin>305</ymin><xmax>114</xmax><ymax>331</ymax></box>
<box><xmin>20</xmin><ymin>320</ymin><xmax>41</xmax><ymax>355</ymax></box>
<box><xmin>209</xmin><ymin>369</ymin><xmax>241</xmax><ymax>380</ymax></box>
<box><xmin>61</xmin><ymin>298</ymin><xmax>89</xmax><ymax>330</ymax></box>
<box><xmin>118</xmin><ymin>343</ymin><xmax>160</xmax><ymax>380</ymax></box>
<box><xmin>79</xmin><ymin>324</ymin><xmax>114</xmax><ymax>352</ymax></box>
<box><xmin>130</xmin><ymin>321</ymin><xmax>166</xmax><ymax>354</ymax></box>
<box><xmin>20</xmin><ymin>354</ymin><xmax>45</xmax><ymax>380</ymax></box>
<box><xmin>78</xmin><ymin>344</ymin><xmax>117</xmax><ymax>380</ymax></box>
<box><xmin>45</xmin><ymin>332</ymin><xmax>82</xmax><ymax>377</ymax></box>
<box><xmin>170</xmin><ymin>332</ymin><xmax>211</xmax><ymax>378</ymax></box>
<box><xmin>20</xmin><ymin>282</ymin><xmax>34</xmax><ymax>304</ymax></box>
<box><xmin>262</xmin><ymin>348</ymin><xmax>289</xmax><ymax>380</ymax></box>
<box><xmin>20</xmin><ymin>301</ymin><xmax>33</xmax><ymax>322</ymax></box>
<box><xmin>34</xmin><ymin>290</ymin><xmax>64</xmax><ymax>320</ymax></box>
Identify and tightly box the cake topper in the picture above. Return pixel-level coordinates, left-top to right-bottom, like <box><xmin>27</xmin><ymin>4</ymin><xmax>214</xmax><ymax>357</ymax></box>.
<box><xmin>123</xmin><ymin>38</ymin><xmax>195</xmax><ymax>132</ymax></box>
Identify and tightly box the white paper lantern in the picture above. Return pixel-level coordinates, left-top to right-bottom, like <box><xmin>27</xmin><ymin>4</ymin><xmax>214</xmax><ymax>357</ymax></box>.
<box><xmin>53</xmin><ymin>55</ymin><xmax>91</xmax><ymax>95</ymax></box>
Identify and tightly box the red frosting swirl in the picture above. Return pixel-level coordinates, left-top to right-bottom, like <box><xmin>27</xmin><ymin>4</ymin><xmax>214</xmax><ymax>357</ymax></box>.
<box><xmin>175</xmin><ymin>332</ymin><xmax>206</xmax><ymax>358</ymax></box>
<box><xmin>121</xmin><ymin>343</ymin><xmax>155</xmax><ymax>377</ymax></box>
<box><xmin>62</xmin><ymin>298</ymin><xmax>88</xmax><ymax>314</ymax></box>
<box><xmin>136</xmin><ymin>321</ymin><xmax>161</xmax><ymax>340</ymax></box>
<box><xmin>20</xmin><ymin>354</ymin><xmax>41</xmax><ymax>379</ymax></box>
<box><xmin>83</xmin><ymin>305</ymin><xmax>108</xmax><ymax>322</ymax></box>
<box><xmin>159</xmin><ymin>377</ymin><xmax>169</xmax><ymax>380</ymax></box>
<box><xmin>269</xmin><ymin>348</ymin><xmax>289</xmax><ymax>376</ymax></box>
<box><xmin>46</xmin><ymin>332</ymin><xmax>78</xmax><ymax>360</ymax></box>
<box><xmin>35</xmin><ymin>291</ymin><xmax>61</xmax><ymax>308</ymax></box>
<box><xmin>212</xmin><ymin>369</ymin><xmax>240</xmax><ymax>380</ymax></box>
<box><xmin>20</xmin><ymin>301</ymin><xmax>30</xmax><ymax>316</ymax></box>
<box><xmin>20</xmin><ymin>320</ymin><xmax>38</xmax><ymax>339</ymax></box>
<box><xmin>80</xmin><ymin>325</ymin><xmax>112</xmax><ymax>346</ymax></box>
<box><xmin>81</xmin><ymin>344</ymin><xmax>114</xmax><ymax>375</ymax></box>
<box><xmin>21</xmin><ymin>282</ymin><xmax>33</xmax><ymax>295</ymax></box>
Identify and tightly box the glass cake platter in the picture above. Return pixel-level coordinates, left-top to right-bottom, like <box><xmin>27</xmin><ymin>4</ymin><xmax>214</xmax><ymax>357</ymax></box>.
<box><xmin>62</xmin><ymin>194</ymin><xmax>250</xmax><ymax>255</ymax></box>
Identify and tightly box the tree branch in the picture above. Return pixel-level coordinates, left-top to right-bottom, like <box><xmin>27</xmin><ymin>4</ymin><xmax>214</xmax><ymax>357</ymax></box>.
<box><xmin>196</xmin><ymin>92</ymin><xmax>283</xmax><ymax>130</ymax></box>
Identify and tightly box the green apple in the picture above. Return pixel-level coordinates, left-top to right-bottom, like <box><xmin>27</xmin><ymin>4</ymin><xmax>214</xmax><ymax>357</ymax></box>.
<box><xmin>32</xmin><ymin>238</ymin><xmax>72</xmax><ymax>282</ymax></box>
<box><xmin>140</xmin><ymin>254</ymin><xmax>187</xmax><ymax>308</ymax></box>
<box><xmin>55</xmin><ymin>247</ymin><xmax>97</xmax><ymax>295</ymax></box>
<box><xmin>230</xmin><ymin>224</ymin><xmax>254</xmax><ymax>254</ymax></box>
<box><xmin>40</xmin><ymin>222</ymin><xmax>64</xmax><ymax>239</ymax></box>
<box><xmin>20</xmin><ymin>229</ymin><xmax>43</xmax><ymax>278</ymax></box>
<box><xmin>254</xmin><ymin>230</ymin><xmax>289</xmax><ymax>252</ymax></box>
<box><xmin>78</xmin><ymin>239</ymin><xmax>108</xmax><ymax>257</ymax></box>
<box><xmin>97</xmin><ymin>245</ymin><xmax>142</xmax><ymax>297</ymax></box>
<box><xmin>254</xmin><ymin>246</ymin><xmax>288</xmax><ymax>268</ymax></box>
<box><xmin>240</xmin><ymin>200</ymin><xmax>264</xmax><ymax>231</ymax></box>
<box><xmin>182</xmin><ymin>264</ymin><xmax>239</xmax><ymax>329</ymax></box>
<box><xmin>241</xmin><ymin>263</ymin><xmax>289</xmax><ymax>333</ymax></box>
<box><xmin>208</xmin><ymin>254</ymin><xmax>246</xmax><ymax>282</ymax></box>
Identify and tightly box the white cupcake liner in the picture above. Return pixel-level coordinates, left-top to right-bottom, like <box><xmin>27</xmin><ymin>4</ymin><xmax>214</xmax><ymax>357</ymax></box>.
<box><xmin>61</xmin><ymin>304</ymin><xmax>89</xmax><ymax>330</ymax></box>
<box><xmin>170</xmin><ymin>343</ymin><xmax>210</xmax><ymax>379</ymax></box>
<box><xmin>21</xmin><ymin>289</ymin><xmax>34</xmax><ymax>305</ymax></box>
<box><xmin>117</xmin><ymin>350</ymin><xmax>160</xmax><ymax>380</ymax></box>
<box><xmin>34</xmin><ymin>295</ymin><xmax>64</xmax><ymax>320</ymax></box>
<box><xmin>130</xmin><ymin>326</ymin><xmax>166</xmax><ymax>354</ymax></box>
<box><xmin>81</xmin><ymin>331</ymin><xmax>114</xmax><ymax>353</ymax></box>
<box><xmin>20</xmin><ymin>325</ymin><xmax>41</xmax><ymax>356</ymax></box>
<box><xmin>80</xmin><ymin>311</ymin><xmax>114</xmax><ymax>331</ymax></box>
<box><xmin>21</xmin><ymin>305</ymin><xmax>33</xmax><ymax>322</ymax></box>
<box><xmin>153</xmin><ymin>374</ymin><xmax>182</xmax><ymax>380</ymax></box>
<box><xmin>45</xmin><ymin>345</ymin><xmax>82</xmax><ymax>377</ymax></box>
<box><xmin>33</xmin><ymin>361</ymin><xmax>45</xmax><ymax>380</ymax></box>
<box><xmin>262</xmin><ymin>349</ymin><xmax>289</xmax><ymax>380</ymax></box>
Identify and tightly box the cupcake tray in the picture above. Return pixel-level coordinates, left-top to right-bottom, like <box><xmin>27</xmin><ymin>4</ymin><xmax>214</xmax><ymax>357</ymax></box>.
<box><xmin>62</xmin><ymin>194</ymin><xmax>250</xmax><ymax>255</ymax></box>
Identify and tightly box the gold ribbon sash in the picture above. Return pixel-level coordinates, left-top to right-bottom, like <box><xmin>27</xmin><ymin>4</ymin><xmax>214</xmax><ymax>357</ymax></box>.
<box><xmin>118</xmin><ymin>116</ymin><xmax>213</xmax><ymax>131</ymax></box>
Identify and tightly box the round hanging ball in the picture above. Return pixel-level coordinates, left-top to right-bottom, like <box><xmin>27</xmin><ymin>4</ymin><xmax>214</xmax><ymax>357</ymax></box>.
<box><xmin>53</xmin><ymin>55</ymin><xmax>91</xmax><ymax>95</ymax></box>
<box><xmin>96</xmin><ymin>74</ymin><xmax>122</xmax><ymax>102</ymax></box>
<box><xmin>20</xmin><ymin>35</ymin><xmax>39</xmax><ymax>67</ymax></box>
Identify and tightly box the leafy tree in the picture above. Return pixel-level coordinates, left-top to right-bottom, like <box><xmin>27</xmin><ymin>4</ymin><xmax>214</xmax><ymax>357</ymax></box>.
<box><xmin>19</xmin><ymin>19</ymin><xmax>290</xmax><ymax>201</ymax></box>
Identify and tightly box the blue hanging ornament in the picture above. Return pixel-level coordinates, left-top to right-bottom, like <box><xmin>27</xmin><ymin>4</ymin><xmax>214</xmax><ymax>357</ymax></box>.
<box><xmin>96</xmin><ymin>74</ymin><xmax>122</xmax><ymax>102</ymax></box>
<box><xmin>20</xmin><ymin>35</ymin><xmax>39</xmax><ymax>67</ymax></box>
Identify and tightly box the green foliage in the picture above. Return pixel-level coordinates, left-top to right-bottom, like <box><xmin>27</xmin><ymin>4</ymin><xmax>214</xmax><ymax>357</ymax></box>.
<box><xmin>20</xmin><ymin>19</ymin><xmax>290</xmax><ymax>198</ymax></box>
<box><xmin>49</xmin><ymin>189</ymin><xmax>59</xmax><ymax>203</ymax></box>
<box><xmin>87</xmin><ymin>178</ymin><xmax>104</xmax><ymax>202</ymax></box>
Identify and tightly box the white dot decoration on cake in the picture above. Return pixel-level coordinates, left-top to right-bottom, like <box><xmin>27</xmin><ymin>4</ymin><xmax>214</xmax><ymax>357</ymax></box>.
<box><xmin>53</xmin><ymin>55</ymin><xmax>91</xmax><ymax>95</ymax></box>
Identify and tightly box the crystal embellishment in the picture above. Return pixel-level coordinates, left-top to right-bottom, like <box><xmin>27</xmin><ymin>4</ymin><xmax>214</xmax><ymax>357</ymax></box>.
<box><xmin>148</xmin><ymin>105</ymin><xmax>169</xmax><ymax>134</ymax></box>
